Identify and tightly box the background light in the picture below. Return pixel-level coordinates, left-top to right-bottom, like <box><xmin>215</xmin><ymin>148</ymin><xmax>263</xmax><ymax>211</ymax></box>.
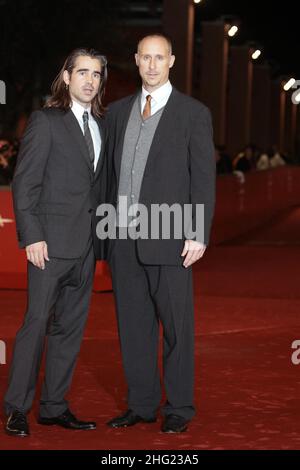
<box><xmin>252</xmin><ymin>49</ymin><xmax>261</xmax><ymax>60</ymax></box>
<box><xmin>228</xmin><ymin>25</ymin><xmax>238</xmax><ymax>37</ymax></box>
<box><xmin>284</xmin><ymin>78</ymin><xmax>296</xmax><ymax>91</ymax></box>
<box><xmin>294</xmin><ymin>90</ymin><xmax>300</xmax><ymax>103</ymax></box>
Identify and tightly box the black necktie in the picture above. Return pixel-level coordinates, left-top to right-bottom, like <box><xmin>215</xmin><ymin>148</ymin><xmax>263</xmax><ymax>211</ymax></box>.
<box><xmin>82</xmin><ymin>111</ymin><xmax>95</xmax><ymax>167</ymax></box>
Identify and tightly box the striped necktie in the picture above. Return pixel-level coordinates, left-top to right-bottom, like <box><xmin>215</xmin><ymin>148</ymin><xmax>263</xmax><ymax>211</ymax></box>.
<box><xmin>82</xmin><ymin>111</ymin><xmax>95</xmax><ymax>167</ymax></box>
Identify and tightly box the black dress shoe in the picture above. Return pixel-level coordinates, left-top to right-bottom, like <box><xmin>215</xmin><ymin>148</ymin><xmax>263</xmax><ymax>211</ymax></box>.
<box><xmin>161</xmin><ymin>414</ymin><xmax>189</xmax><ymax>433</ymax></box>
<box><xmin>5</xmin><ymin>411</ymin><xmax>30</xmax><ymax>437</ymax></box>
<box><xmin>107</xmin><ymin>409</ymin><xmax>156</xmax><ymax>428</ymax></box>
<box><xmin>38</xmin><ymin>408</ymin><xmax>96</xmax><ymax>430</ymax></box>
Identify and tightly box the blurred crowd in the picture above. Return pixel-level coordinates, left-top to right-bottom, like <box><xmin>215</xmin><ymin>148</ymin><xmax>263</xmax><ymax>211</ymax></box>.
<box><xmin>215</xmin><ymin>144</ymin><xmax>289</xmax><ymax>176</ymax></box>
<box><xmin>0</xmin><ymin>139</ymin><xmax>19</xmax><ymax>185</ymax></box>
<box><xmin>0</xmin><ymin>136</ymin><xmax>293</xmax><ymax>186</ymax></box>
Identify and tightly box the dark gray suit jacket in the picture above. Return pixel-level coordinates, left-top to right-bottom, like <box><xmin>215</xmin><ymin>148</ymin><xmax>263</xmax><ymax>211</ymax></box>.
<box><xmin>12</xmin><ymin>107</ymin><xmax>107</xmax><ymax>259</ymax></box>
<box><xmin>106</xmin><ymin>88</ymin><xmax>216</xmax><ymax>266</ymax></box>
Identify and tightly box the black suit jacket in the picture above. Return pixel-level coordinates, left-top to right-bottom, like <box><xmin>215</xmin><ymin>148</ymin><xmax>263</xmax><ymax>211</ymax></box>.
<box><xmin>12</xmin><ymin>107</ymin><xmax>107</xmax><ymax>259</ymax></box>
<box><xmin>106</xmin><ymin>88</ymin><xmax>216</xmax><ymax>265</ymax></box>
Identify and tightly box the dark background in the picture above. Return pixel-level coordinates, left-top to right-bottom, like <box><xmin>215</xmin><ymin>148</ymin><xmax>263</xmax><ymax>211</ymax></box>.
<box><xmin>0</xmin><ymin>0</ymin><xmax>298</xmax><ymax>134</ymax></box>
<box><xmin>197</xmin><ymin>0</ymin><xmax>299</xmax><ymax>77</ymax></box>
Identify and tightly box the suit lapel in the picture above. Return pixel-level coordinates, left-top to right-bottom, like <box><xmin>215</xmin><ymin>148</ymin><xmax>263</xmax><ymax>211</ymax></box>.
<box><xmin>143</xmin><ymin>88</ymin><xmax>180</xmax><ymax>176</ymax></box>
<box><xmin>94</xmin><ymin>117</ymin><xmax>106</xmax><ymax>179</ymax></box>
<box><xmin>63</xmin><ymin>109</ymin><xmax>93</xmax><ymax>172</ymax></box>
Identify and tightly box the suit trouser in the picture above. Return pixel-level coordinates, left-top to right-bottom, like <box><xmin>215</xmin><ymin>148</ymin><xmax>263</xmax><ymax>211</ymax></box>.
<box><xmin>109</xmin><ymin>238</ymin><xmax>195</xmax><ymax>421</ymax></box>
<box><xmin>4</xmin><ymin>239</ymin><xmax>95</xmax><ymax>418</ymax></box>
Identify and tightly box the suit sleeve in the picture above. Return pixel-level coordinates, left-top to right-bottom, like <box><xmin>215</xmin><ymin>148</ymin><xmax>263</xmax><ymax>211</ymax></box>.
<box><xmin>188</xmin><ymin>106</ymin><xmax>216</xmax><ymax>245</ymax></box>
<box><xmin>12</xmin><ymin>110</ymin><xmax>51</xmax><ymax>248</ymax></box>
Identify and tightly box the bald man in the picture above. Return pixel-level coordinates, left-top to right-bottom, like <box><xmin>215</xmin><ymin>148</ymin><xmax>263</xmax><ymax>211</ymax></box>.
<box><xmin>105</xmin><ymin>34</ymin><xmax>215</xmax><ymax>433</ymax></box>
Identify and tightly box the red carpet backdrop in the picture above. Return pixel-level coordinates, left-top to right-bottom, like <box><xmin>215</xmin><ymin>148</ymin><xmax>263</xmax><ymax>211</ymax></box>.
<box><xmin>1</xmin><ymin>167</ymin><xmax>300</xmax><ymax>449</ymax></box>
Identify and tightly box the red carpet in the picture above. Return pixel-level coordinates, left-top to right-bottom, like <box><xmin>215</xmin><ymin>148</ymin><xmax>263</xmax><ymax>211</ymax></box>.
<box><xmin>1</xmin><ymin>206</ymin><xmax>300</xmax><ymax>450</ymax></box>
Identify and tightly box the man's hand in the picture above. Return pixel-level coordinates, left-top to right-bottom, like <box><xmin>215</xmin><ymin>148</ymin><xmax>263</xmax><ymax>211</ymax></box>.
<box><xmin>26</xmin><ymin>241</ymin><xmax>49</xmax><ymax>270</ymax></box>
<box><xmin>181</xmin><ymin>240</ymin><xmax>206</xmax><ymax>268</ymax></box>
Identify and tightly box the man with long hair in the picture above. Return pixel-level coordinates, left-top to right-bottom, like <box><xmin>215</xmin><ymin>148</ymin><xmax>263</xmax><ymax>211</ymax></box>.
<box><xmin>4</xmin><ymin>48</ymin><xmax>107</xmax><ymax>437</ymax></box>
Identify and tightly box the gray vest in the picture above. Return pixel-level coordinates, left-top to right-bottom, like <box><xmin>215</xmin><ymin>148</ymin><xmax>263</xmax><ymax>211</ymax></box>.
<box><xmin>117</xmin><ymin>95</ymin><xmax>164</xmax><ymax>226</ymax></box>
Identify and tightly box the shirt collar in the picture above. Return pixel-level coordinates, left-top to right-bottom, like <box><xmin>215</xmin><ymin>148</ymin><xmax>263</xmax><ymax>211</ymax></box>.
<box><xmin>141</xmin><ymin>80</ymin><xmax>172</xmax><ymax>105</ymax></box>
<box><xmin>71</xmin><ymin>100</ymin><xmax>92</xmax><ymax>122</ymax></box>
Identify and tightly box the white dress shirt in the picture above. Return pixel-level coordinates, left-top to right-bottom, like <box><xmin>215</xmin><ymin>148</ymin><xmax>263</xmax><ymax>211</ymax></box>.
<box><xmin>70</xmin><ymin>100</ymin><xmax>101</xmax><ymax>171</ymax></box>
<box><xmin>141</xmin><ymin>80</ymin><xmax>173</xmax><ymax>116</ymax></box>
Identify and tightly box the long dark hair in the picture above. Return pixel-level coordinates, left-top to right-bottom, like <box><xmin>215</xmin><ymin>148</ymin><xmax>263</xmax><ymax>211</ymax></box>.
<box><xmin>45</xmin><ymin>48</ymin><xmax>107</xmax><ymax>117</ymax></box>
